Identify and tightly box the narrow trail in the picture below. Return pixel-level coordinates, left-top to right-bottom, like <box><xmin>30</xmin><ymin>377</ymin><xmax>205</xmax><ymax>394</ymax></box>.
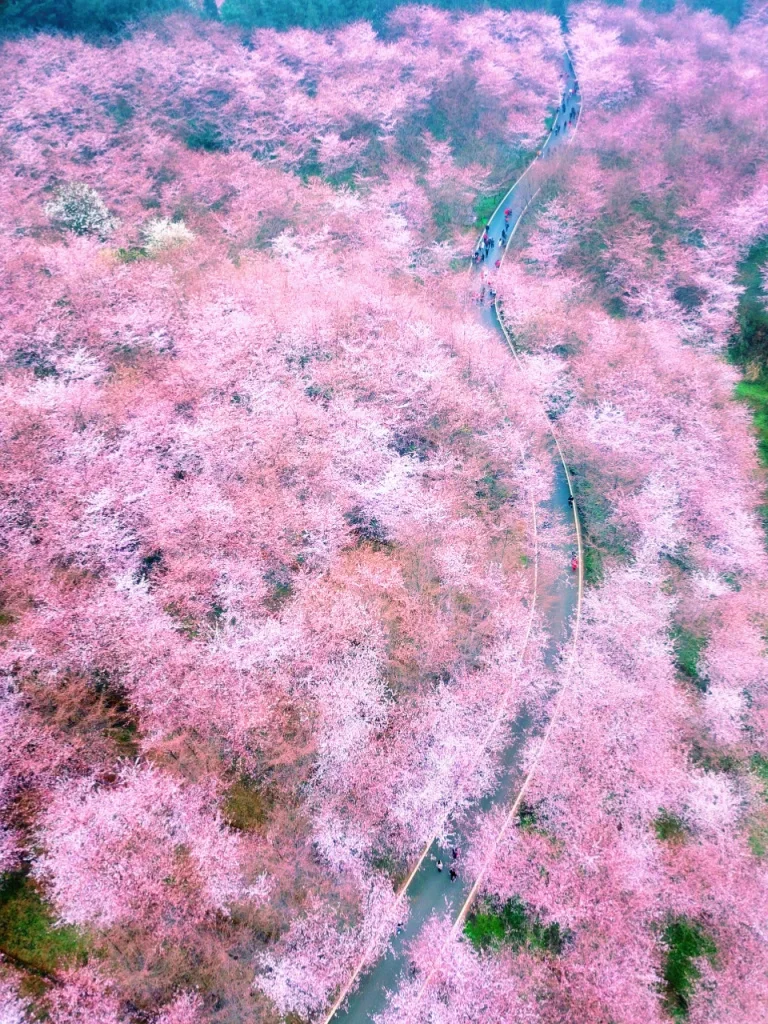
<box><xmin>321</xmin><ymin>51</ymin><xmax>583</xmax><ymax>1024</ymax></box>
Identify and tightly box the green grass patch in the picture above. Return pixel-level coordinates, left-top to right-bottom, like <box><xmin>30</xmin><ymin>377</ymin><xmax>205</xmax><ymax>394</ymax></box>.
<box><xmin>465</xmin><ymin>896</ymin><xmax>566</xmax><ymax>955</ymax></box>
<box><xmin>670</xmin><ymin>625</ymin><xmax>708</xmax><ymax>691</ymax></box>
<box><xmin>653</xmin><ymin>808</ymin><xmax>689</xmax><ymax>845</ymax></box>
<box><xmin>0</xmin><ymin>872</ymin><xmax>87</xmax><ymax>977</ymax></box>
<box><xmin>582</xmin><ymin>544</ymin><xmax>603</xmax><ymax>587</ymax></box>
<box><xmin>661</xmin><ymin>917</ymin><xmax>717</xmax><ymax>1020</ymax></box>
<box><xmin>223</xmin><ymin>777</ymin><xmax>273</xmax><ymax>833</ymax></box>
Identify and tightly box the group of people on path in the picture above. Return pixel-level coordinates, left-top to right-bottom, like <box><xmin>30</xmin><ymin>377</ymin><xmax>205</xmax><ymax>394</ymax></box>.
<box><xmin>470</xmin><ymin>80</ymin><xmax>580</xmax><ymax>266</ymax></box>
<box><xmin>472</xmin><ymin>206</ymin><xmax>514</xmax><ymax>268</ymax></box>
<box><xmin>433</xmin><ymin>845</ymin><xmax>460</xmax><ymax>881</ymax></box>
<box><xmin>553</xmin><ymin>84</ymin><xmax>579</xmax><ymax>137</ymax></box>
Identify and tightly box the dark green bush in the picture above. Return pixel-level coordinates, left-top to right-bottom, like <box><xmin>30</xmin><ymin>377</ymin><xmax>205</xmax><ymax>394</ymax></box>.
<box><xmin>653</xmin><ymin>808</ymin><xmax>689</xmax><ymax>844</ymax></box>
<box><xmin>661</xmin><ymin>917</ymin><xmax>717</xmax><ymax>1020</ymax></box>
<box><xmin>184</xmin><ymin>120</ymin><xmax>230</xmax><ymax>153</ymax></box>
<box><xmin>465</xmin><ymin>896</ymin><xmax>566</xmax><ymax>954</ymax></box>
<box><xmin>670</xmin><ymin>624</ymin><xmax>708</xmax><ymax>691</ymax></box>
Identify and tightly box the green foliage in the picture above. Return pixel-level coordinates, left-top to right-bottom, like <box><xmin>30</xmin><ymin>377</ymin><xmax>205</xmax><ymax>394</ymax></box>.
<box><xmin>475</xmin><ymin>465</ymin><xmax>513</xmax><ymax>511</ymax></box>
<box><xmin>134</xmin><ymin>548</ymin><xmax>164</xmax><ymax>584</ymax></box>
<box><xmin>107</xmin><ymin>95</ymin><xmax>134</xmax><ymax>126</ymax></box>
<box><xmin>748</xmin><ymin>754</ymin><xmax>768</xmax><ymax>858</ymax></box>
<box><xmin>465</xmin><ymin>896</ymin><xmax>566</xmax><ymax>954</ymax></box>
<box><xmin>344</xmin><ymin>506</ymin><xmax>389</xmax><ymax>546</ymax></box>
<box><xmin>729</xmin><ymin>238</ymin><xmax>768</xmax><ymax>546</ymax></box>
<box><xmin>0</xmin><ymin>0</ymin><xmax>186</xmax><ymax>35</ymax></box>
<box><xmin>734</xmin><ymin>376</ymin><xmax>768</xmax><ymax>542</ymax></box>
<box><xmin>670</xmin><ymin>624</ymin><xmax>708</xmax><ymax>691</ymax></box>
<box><xmin>653</xmin><ymin>808</ymin><xmax>689</xmax><ymax>845</ymax></box>
<box><xmin>569</xmin><ymin>462</ymin><xmax>633</xmax><ymax>588</ymax></box>
<box><xmin>753</xmin><ymin>753</ymin><xmax>768</xmax><ymax>793</ymax></box>
<box><xmin>13</xmin><ymin>348</ymin><xmax>58</xmax><ymax>379</ymax></box>
<box><xmin>688</xmin><ymin>740</ymin><xmax>742</xmax><ymax>776</ymax></box>
<box><xmin>516</xmin><ymin>801</ymin><xmax>539</xmax><ymax>830</ymax></box>
<box><xmin>0</xmin><ymin>872</ymin><xmax>87</xmax><ymax>976</ymax></box>
<box><xmin>389</xmin><ymin>429</ymin><xmax>436</xmax><ymax>461</ymax></box>
<box><xmin>247</xmin><ymin>216</ymin><xmax>291</xmax><ymax>252</ymax></box>
<box><xmin>728</xmin><ymin>238</ymin><xmax>768</xmax><ymax>372</ymax></box>
<box><xmin>661</xmin><ymin>917</ymin><xmax>717</xmax><ymax>1020</ymax></box>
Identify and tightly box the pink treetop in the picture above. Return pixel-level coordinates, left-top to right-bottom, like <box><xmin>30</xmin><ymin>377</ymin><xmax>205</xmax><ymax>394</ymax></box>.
<box><xmin>46</xmin><ymin>968</ymin><xmax>122</xmax><ymax>1024</ymax></box>
<box><xmin>0</xmin><ymin>981</ymin><xmax>29</xmax><ymax>1024</ymax></box>
<box><xmin>154</xmin><ymin>992</ymin><xmax>203</xmax><ymax>1024</ymax></box>
<box><xmin>34</xmin><ymin>764</ymin><xmax>258</xmax><ymax>931</ymax></box>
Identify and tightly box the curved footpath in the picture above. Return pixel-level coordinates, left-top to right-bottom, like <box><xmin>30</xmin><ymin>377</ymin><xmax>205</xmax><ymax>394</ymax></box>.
<box><xmin>322</xmin><ymin>52</ymin><xmax>583</xmax><ymax>1024</ymax></box>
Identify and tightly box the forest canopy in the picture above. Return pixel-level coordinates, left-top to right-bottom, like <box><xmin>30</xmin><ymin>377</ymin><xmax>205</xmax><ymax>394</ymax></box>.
<box><xmin>0</xmin><ymin>0</ymin><xmax>746</xmax><ymax>35</ymax></box>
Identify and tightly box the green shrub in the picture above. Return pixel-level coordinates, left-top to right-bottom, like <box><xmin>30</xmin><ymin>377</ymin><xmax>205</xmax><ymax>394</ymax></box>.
<box><xmin>465</xmin><ymin>896</ymin><xmax>566</xmax><ymax>954</ymax></box>
<box><xmin>728</xmin><ymin>238</ymin><xmax>768</xmax><ymax>372</ymax></box>
<box><xmin>653</xmin><ymin>808</ymin><xmax>688</xmax><ymax>844</ymax></box>
<box><xmin>661</xmin><ymin>917</ymin><xmax>717</xmax><ymax>1020</ymax></box>
<box><xmin>344</xmin><ymin>506</ymin><xmax>388</xmax><ymax>546</ymax></box>
<box><xmin>184</xmin><ymin>120</ymin><xmax>229</xmax><ymax>153</ymax></box>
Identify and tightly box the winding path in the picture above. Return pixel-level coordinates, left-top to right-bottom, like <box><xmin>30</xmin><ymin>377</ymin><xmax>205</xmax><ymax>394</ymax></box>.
<box><xmin>322</xmin><ymin>52</ymin><xmax>583</xmax><ymax>1024</ymax></box>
